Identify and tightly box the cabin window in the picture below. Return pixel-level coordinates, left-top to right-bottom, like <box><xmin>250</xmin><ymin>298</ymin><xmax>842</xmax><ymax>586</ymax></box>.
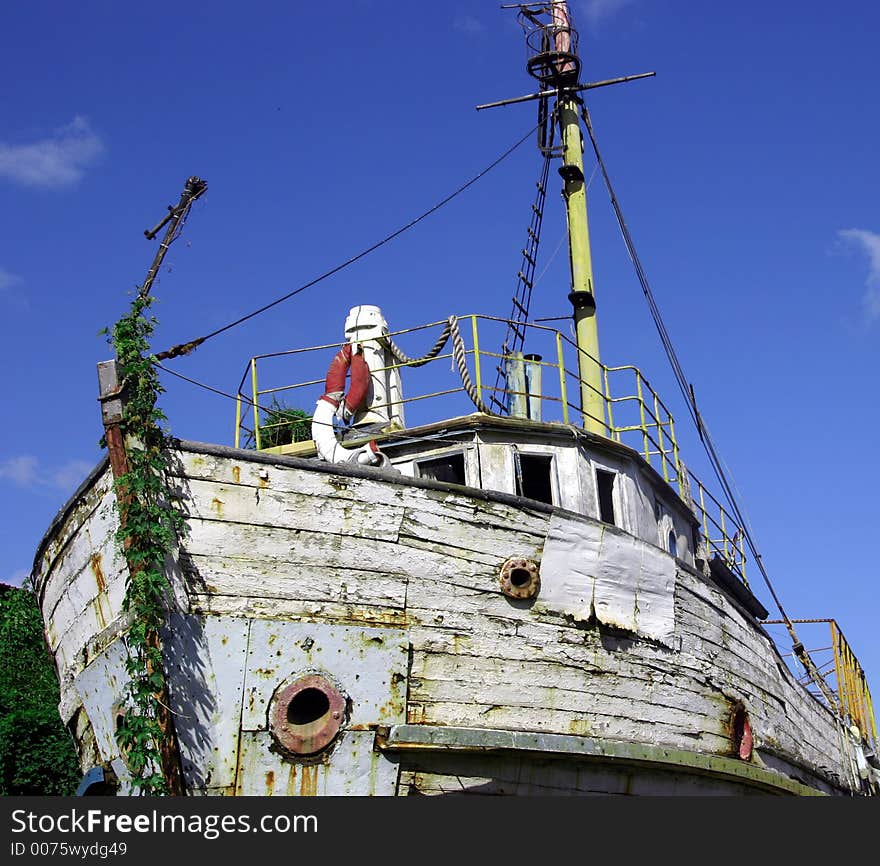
<box><xmin>668</xmin><ymin>530</ymin><xmax>678</xmax><ymax>558</ymax></box>
<box><xmin>514</xmin><ymin>453</ymin><xmax>554</xmax><ymax>505</ymax></box>
<box><xmin>596</xmin><ymin>469</ymin><xmax>616</xmax><ymax>525</ymax></box>
<box><xmin>415</xmin><ymin>451</ymin><xmax>466</xmax><ymax>485</ymax></box>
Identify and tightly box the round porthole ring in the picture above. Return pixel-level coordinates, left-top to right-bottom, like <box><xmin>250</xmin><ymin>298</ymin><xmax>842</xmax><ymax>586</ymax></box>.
<box><xmin>269</xmin><ymin>674</ymin><xmax>347</xmax><ymax>757</ymax></box>
<box><xmin>499</xmin><ymin>557</ymin><xmax>541</xmax><ymax>600</ymax></box>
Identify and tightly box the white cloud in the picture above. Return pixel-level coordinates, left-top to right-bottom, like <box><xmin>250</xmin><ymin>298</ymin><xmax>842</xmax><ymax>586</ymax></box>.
<box><xmin>0</xmin><ymin>116</ymin><xmax>104</xmax><ymax>189</ymax></box>
<box><xmin>0</xmin><ymin>455</ymin><xmax>39</xmax><ymax>487</ymax></box>
<box><xmin>51</xmin><ymin>460</ymin><xmax>94</xmax><ymax>492</ymax></box>
<box><xmin>838</xmin><ymin>228</ymin><xmax>880</xmax><ymax>321</ymax></box>
<box><xmin>0</xmin><ymin>267</ymin><xmax>28</xmax><ymax>310</ymax></box>
<box><xmin>580</xmin><ymin>0</ymin><xmax>637</xmax><ymax>28</ymax></box>
<box><xmin>3</xmin><ymin>569</ymin><xmax>31</xmax><ymax>589</ymax></box>
<box><xmin>0</xmin><ymin>455</ymin><xmax>94</xmax><ymax>491</ymax></box>
<box><xmin>453</xmin><ymin>14</ymin><xmax>485</xmax><ymax>36</ymax></box>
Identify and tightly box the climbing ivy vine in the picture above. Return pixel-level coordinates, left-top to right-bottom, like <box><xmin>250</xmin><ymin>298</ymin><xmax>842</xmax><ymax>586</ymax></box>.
<box><xmin>104</xmin><ymin>293</ymin><xmax>186</xmax><ymax>795</ymax></box>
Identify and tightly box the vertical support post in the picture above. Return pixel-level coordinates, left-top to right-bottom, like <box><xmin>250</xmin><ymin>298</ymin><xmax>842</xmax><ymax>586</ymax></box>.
<box><xmin>719</xmin><ymin>505</ymin><xmax>729</xmax><ymax>562</ymax></box>
<box><xmin>603</xmin><ymin>366</ymin><xmax>615</xmax><ymax>440</ymax></box>
<box><xmin>653</xmin><ymin>393</ymin><xmax>668</xmax><ymax>481</ymax></box>
<box><xmin>698</xmin><ymin>483</ymin><xmax>709</xmax><ymax>553</ymax></box>
<box><xmin>830</xmin><ymin>620</ymin><xmax>845</xmax><ymax>717</ymax></box>
<box><xmin>97</xmin><ymin>359</ymin><xmax>185</xmax><ymax>796</ymax></box>
<box><xmin>234</xmin><ymin>393</ymin><xmax>242</xmax><ymax>449</ymax></box>
<box><xmin>471</xmin><ymin>315</ymin><xmax>484</xmax><ymax>407</ymax></box>
<box><xmin>250</xmin><ymin>358</ymin><xmax>261</xmax><ymax>450</ymax></box>
<box><xmin>737</xmin><ymin>533</ymin><xmax>748</xmax><ymax>583</ymax></box>
<box><xmin>556</xmin><ymin>332</ymin><xmax>569</xmax><ymax>425</ymax></box>
<box><xmin>668</xmin><ymin>414</ymin><xmax>682</xmax><ymax>484</ymax></box>
<box><xmin>636</xmin><ymin>373</ymin><xmax>650</xmax><ymax>461</ymax></box>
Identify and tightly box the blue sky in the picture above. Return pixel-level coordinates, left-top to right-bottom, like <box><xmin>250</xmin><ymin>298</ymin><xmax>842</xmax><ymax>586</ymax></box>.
<box><xmin>2</xmin><ymin>1</ymin><xmax>878</xmax><ymax>697</ymax></box>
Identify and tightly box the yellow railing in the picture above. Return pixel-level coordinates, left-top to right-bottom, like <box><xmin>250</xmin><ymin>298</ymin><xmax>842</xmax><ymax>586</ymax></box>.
<box><xmin>233</xmin><ymin>313</ymin><xmax>748</xmax><ymax>581</ymax></box>
<box><xmin>766</xmin><ymin>618</ymin><xmax>877</xmax><ymax>751</ymax></box>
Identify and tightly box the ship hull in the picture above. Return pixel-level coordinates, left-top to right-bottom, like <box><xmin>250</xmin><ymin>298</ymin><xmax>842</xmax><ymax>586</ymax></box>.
<box><xmin>34</xmin><ymin>441</ymin><xmax>870</xmax><ymax>796</ymax></box>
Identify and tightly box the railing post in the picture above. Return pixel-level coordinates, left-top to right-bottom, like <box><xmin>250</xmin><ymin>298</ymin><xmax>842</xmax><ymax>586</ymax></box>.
<box><xmin>251</xmin><ymin>358</ymin><xmax>261</xmax><ymax>450</ymax></box>
<box><xmin>556</xmin><ymin>332</ymin><xmax>569</xmax><ymax>425</ymax></box>
<box><xmin>719</xmin><ymin>505</ymin><xmax>729</xmax><ymax>561</ymax></box>
<box><xmin>471</xmin><ymin>316</ymin><xmax>483</xmax><ymax>406</ymax></box>
<box><xmin>635</xmin><ymin>373</ymin><xmax>650</xmax><ymax>462</ymax></box>
<box><xmin>668</xmin><ymin>415</ymin><xmax>682</xmax><ymax>484</ymax></box>
<box><xmin>603</xmin><ymin>365</ymin><xmax>615</xmax><ymax>440</ymax></box>
<box><xmin>653</xmin><ymin>393</ymin><xmax>668</xmax><ymax>482</ymax></box>
<box><xmin>234</xmin><ymin>393</ymin><xmax>242</xmax><ymax>449</ymax></box>
<box><xmin>698</xmin><ymin>482</ymin><xmax>709</xmax><ymax>553</ymax></box>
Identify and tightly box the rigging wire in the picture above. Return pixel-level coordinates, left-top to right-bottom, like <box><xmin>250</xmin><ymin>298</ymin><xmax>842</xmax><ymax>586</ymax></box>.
<box><xmin>155</xmin><ymin>123</ymin><xmax>541</xmax><ymax>363</ymax></box>
<box><xmin>578</xmin><ymin>101</ymin><xmax>837</xmax><ymax>706</ymax></box>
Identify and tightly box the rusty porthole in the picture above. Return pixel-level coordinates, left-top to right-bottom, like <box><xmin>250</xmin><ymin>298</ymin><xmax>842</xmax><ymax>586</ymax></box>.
<box><xmin>499</xmin><ymin>557</ymin><xmax>540</xmax><ymax>600</ymax></box>
<box><xmin>731</xmin><ymin>704</ymin><xmax>753</xmax><ymax>761</ymax></box>
<box><xmin>269</xmin><ymin>674</ymin><xmax>346</xmax><ymax>757</ymax></box>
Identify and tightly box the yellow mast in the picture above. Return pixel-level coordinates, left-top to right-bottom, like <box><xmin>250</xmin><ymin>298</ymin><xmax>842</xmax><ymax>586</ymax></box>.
<box><xmin>552</xmin><ymin>1</ymin><xmax>606</xmax><ymax>435</ymax></box>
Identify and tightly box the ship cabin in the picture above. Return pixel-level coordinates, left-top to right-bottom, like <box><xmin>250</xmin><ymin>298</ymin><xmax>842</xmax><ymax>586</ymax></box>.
<box><xmin>237</xmin><ymin>305</ymin><xmax>764</xmax><ymax>620</ymax></box>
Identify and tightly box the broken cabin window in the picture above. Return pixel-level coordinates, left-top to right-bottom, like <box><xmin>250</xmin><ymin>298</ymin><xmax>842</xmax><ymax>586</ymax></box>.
<box><xmin>596</xmin><ymin>469</ymin><xmax>616</xmax><ymax>525</ymax></box>
<box><xmin>415</xmin><ymin>452</ymin><xmax>466</xmax><ymax>485</ymax></box>
<box><xmin>515</xmin><ymin>452</ymin><xmax>554</xmax><ymax>505</ymax></box>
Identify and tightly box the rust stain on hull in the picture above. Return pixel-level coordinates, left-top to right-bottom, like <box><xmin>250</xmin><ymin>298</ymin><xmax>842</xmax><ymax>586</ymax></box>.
<box><xmin>265</xmin><ymin>770</ymin><xmax>275</xmax><ymax>795</ymax></box>
<box><xmin>89</xmin><ymin>553</ymin><xmax>106</xmax><ymax>593</ymax></box>
<box><xmin>300</xmin><ymin>764</ymin><xmax>319</xmax><ymax>797</ymax></box>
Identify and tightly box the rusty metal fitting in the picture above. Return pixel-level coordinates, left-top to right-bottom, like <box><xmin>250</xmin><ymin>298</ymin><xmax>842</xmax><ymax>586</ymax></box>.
<box><xmin>269</xmin><ymin>674</ymin><xmax>347</xmax><ymax>757</ymax></box>
<box><xmin>499</xmin><ymin>557</ymin><xmax>541</xmax><ymax>599</ymax></box>
<box><xmin>730</xmin><ymin>704</ymin><xmax>753</xmax><ymax>761</ymax></box>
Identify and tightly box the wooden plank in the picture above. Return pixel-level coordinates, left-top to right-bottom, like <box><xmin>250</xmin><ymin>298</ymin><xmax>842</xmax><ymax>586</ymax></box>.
<box><xmin>189</xmin><ymin>593</ymin><xmax>406</xmax><ymax>628</ymax></box>
<box><xmin>173</xmin><ymin>449</ymin><xmax>550</xmax><ymax>533</ymax></box>
<box><xmin>406</xmin><ymin>700</ymin><xmax>730</xmax><ymax>752</ymax></box>
<box><xmin>36</xmin><ymin>471</ymin><xmax>114</xmax><ymax>584</ymax></box>
<box><xmin>399</xmin><ymin>507</ymin><xmax>544</xmax><ymax>561</ymax></box>
<box><xmin>184</xmin><ymin>553</ymin><xmax>407</xmax><ymax>610</ymax></box>
<box><xmin>40</xmin><ymin>490</ymin><xmax>118</xmax><ymax>621</ymax></box>
<box><xmin>181</xmin><ymin>476</ymin><xmax>404</xmax><ymax>542</ymax></box>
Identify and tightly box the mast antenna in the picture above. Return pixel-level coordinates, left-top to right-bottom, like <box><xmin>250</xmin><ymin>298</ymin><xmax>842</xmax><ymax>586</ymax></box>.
<box><xmin>480</xmin><ymin>2</ymin><xmax>653</xmax><ymax>434</ymax></box>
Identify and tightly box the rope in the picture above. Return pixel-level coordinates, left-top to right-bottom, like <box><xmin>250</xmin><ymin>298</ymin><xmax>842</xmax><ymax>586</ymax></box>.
<box><xmin>383</xmin><ymin>315</ymin><xmax>491</xmax><ymax>413</ymax></box>
<box><xmin>449</xmin><ymin>316</ymin><xmax>492</xmax><ymax>415</ymax></box>
<box><xmin>383</xmin><ymin>320</ymin><xmax>452</xmax><ymax>367</ymax></box>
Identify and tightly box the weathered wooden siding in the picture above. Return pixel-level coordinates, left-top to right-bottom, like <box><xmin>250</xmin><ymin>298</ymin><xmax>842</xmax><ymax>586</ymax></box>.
<box><xmin>32</xmin><ymin>444</ymin><xmax>867</xmax><ymax>795</ymax></box>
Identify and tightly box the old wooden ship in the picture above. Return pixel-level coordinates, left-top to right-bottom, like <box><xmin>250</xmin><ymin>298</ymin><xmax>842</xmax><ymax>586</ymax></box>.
<box><xmin>32</xmin><ymin>2</ymin><xmax>878</xmax><ymax>796</ymax></box>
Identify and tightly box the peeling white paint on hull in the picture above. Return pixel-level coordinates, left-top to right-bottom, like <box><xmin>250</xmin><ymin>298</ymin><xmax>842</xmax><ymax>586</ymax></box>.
<box><xmin>31</xmin><ymin>444</ymin><xmax>874</xmax><ymax>796</ymax></box>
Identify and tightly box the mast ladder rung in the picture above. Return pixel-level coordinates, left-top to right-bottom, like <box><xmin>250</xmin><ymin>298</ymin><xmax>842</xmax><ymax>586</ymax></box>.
<box><xmin>516</xmin><ymin>272</ymin><xmax>533</xmax><ymax>289</ymax></box>
<box><xmin>521</xmin><ymin>249</ymin><xmax>536</xmax><ymax>267</ymax></box>
<box><xmin>512</xmin><ymin>297</ymin><xmax>530</xmax><ymax>317</ymax></box>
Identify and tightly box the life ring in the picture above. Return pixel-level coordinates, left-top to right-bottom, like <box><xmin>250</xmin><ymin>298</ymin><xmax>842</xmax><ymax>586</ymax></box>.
<box><xmin>312</xmin><ymin>342</ymin><xmax>388</xmax><ymax>467</ymax></box>
<box><xmin>319</xmin><ymin>342</ymin><xmax>370</xmax><ymax>422</ymax></box>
